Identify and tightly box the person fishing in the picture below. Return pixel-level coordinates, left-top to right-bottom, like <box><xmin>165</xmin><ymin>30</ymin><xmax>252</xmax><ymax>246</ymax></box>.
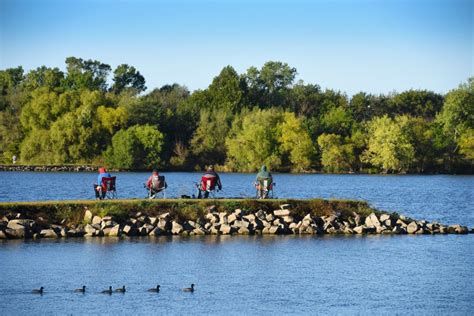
<box><xmin>93</xmin><ymin>167</ymin><xmax>111</xmax><ymax>200</ymax></box>
<box><xmin>255</xmin><ymin>165</ymin><xmax>274</xmax><ymax>199</ymax></box>
<box><xmin>197</xmin><ymin>166</ymin><xmax>222</xmax><ymax>199</ymax></box>
<box><xmin>145</xmin><ymin>169</ymin><xmax>167</xmax><ymax>198</ymax></box>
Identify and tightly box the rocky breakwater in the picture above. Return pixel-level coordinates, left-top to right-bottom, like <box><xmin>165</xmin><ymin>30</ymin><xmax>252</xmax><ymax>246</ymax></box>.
<box><xmin>0</xmin><ymin>165</ymin><xmax>97</xmax><ymax>172</ymax></box>
<box><xmin>0</xmin><ymin>204</ymin><xmax>472</xmax><ymax>239</ymax></box>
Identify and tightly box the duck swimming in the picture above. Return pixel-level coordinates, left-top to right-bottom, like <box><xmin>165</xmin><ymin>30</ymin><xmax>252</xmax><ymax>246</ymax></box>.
<box><xmin>74</xmin><ymin>285</ymin><xmax>86</xmax><ymax>293</ymax></box>
<box><xmin>182</xmin><ymin>284</ymin><xmax>195</xmax><ymax>292</ymax></box>
<box><xmin>32</xmin><ymin>287</ymin><xmax>44</xmax><ymax>294</ymax></box>
<box><xmin>147</xmin><ymin>285</ymin><xmax>160</xmax><ymax>292</ymax></box>
<box><xmin>101</xmin><ymin>286</ymin><xmax>112</xmax><ymax>294</ymax></box>
<box><xmin>115</xmin><ymin>285</ymin><xmax>126</xmax><ymax>293</ymax></box>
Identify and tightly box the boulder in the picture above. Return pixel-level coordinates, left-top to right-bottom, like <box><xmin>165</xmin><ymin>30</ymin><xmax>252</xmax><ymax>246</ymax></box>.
<box><xmin>122</xmin><ymin>225</ymin><xmax>139</xmax><ymax>236</ymax></box>
<box><xmin>233</xmin><ymin>220</ymin><xmax>249</xmax><ymax>228</ymax></box>
<box><xmin>157</xmin><ymin>218</ymin><xmax>171</xmax><ymax>231</ymax></box>
<box><xmin>227</xmin><ymin>213</ymin><xmax>237</xmax><ymax>224</ymax></box>
<box><xmin>40</xmin><ymin>229</ymin><xmax>57</xmax><ymax>238</ymax></box>
<box><xmin>407</xmin><ymin>222</ymin><xmax>418</xmax><ymax>234</ymax></box>
<box><xmin>274</xmin><ymin>209</ymin><xmax>290</xmax><ymax>217</ymax></box>
<box><xmin>365</xmin><ymin>213</ymin><xmax>381</xmax><ymax>228</ymax></box>
<box><xmin>159</xmin><ymin>212</ymin><xmax>170</xmax><ymax>220</ymax></box>
<box><xmin>220</xmin><ymin>224</ymin><xmax>231</xmax><ymax>235</ymax></box>
<box><xmin>243</xmin><ymin>214</ymin><xmax>255</xmax><ymax>222</ymax></box>
<box><xmin>265</xmin><ymin>214</ymin><xmax>274</xmax><ymax>222</ymax></box>
<box><xmin>84</xmin><ymin>224</ymin><xmax>95</xmax><ymax>237</ymax></box>
<box><xmin>269</xmin><ymin>226</ymin><xmax>280</xmax><ymax>234</ymax></box>
<box><xmin>282</xmin><ymin>216</ymin><xmax>294</xmax><ymax>223</ymax></box>
<box><xmin>255</xmin><ymin>210</ymin><xmax>265</xmax><ymax>220</ymax></box>
<box><xmin>4</xmin><ymin>228</ymin><xmax>25</xmax><ymax>238</ymax></box>
<box><xmin>396</xmin><ymin>219</ymin><xmax>407</xmax><ymax>228</ymax></box>
<box><xmin>92</xmin><ymin>216</ymin><xmax>102</xmax><ymax>225</ymax></box>
<box><xmin>7</xmin><ymin>221</ymin><xmax>26</xmax><ymax>230</ymax></box>
<box><xmin>0</xmin><ymin>230</ymin><xmax>6</xmax><ymax>239</ymax></box>
<box><xmin>149</xmin><ymin>227</ymin><xmax>165</xmax><ymax>236</ymax></box>
<box><xmin>448</xmin><ymin>224</ymin><xmax>468</xmax><ymax>234</ymax></box>
<box><xmin>148</xmin><ymin>217</ymin><xmax>158</xmax><ymax>225</ymax></box>
<box><xmin>108</xmin><ymin>224</ymin><xmax>121</xmax><ymax>237</ymax></box>
<box><xmin>353</xmin><ymin>226</ymin><xmax>366</xmax><ymax>234</ymax></box>
<box><xmin>83</xmin><ymin>210</ymin><xmax>93</xmax><ymax>223</ymax></box>
<box><xmin>171</xmin><ymin>221</ymin><xmax>183</xmax><ymax>235</ymax></box>
<box><xmin>234</xmin><ymin>209</ymin><xmax>242</xmax><ymax>217</ymax></box>
<box><xmin>392</xmin><ymin>226</ymin><xmax>406</xmax><ymax>234</ymax></box>
<box><xmin>379</xmin><ymin>214</ymin><xmax>391</xmax><ymax>222</ymax></box>
<box><xmin>206</xmin><ymin>213</ymin><xmax>217</xmax><ymax>223</ymax></box>
<box><xmin>192</xmin><ymin>228</ymin><xmax>206</xmax><ymax>235</ymax></box>
<box><xmin>238</xmin><ymin>227</ymin><xmax>250</xmax><ymax>235</ymax></box>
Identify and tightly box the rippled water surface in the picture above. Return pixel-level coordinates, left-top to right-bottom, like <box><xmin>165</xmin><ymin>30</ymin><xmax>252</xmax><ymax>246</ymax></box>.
<box><xmin>0</xmin><ymin>172</ymin><xmax>473</xmax><ymax>314</ymax></box>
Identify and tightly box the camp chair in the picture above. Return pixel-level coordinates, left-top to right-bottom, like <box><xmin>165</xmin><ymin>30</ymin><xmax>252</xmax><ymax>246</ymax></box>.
<box><xmin>255</xmin><ymin>178</ymin><xmax>274</xmax><ymax>199</ymax></box>
<box><xmin>146</xmin><ymin>175</ymin><xmax>167</xmax><ymax>199</ymax></box>
<box><xmin>196</xmin><ymin>175</ymin><xmax>218</xmax><ymax>199</ymax></box>
<box><xmin>100</xmin><ymin>176</ymin><xmax>117</xmax><ymax>199</ymax></box>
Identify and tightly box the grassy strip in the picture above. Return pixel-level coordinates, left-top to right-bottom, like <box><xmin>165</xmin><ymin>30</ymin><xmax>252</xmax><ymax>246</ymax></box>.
<box><xmin>0</xmin><ymin>198</ymin><xmax>378</xmax><ymax>225</ymax></box>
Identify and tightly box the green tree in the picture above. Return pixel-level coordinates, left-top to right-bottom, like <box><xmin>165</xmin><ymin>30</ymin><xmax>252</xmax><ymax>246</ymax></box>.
<box><xmin>63</xmin><ymin>57</ymin><xmax>111</xmax><ymax>91</ymax></box>
<box><xmin>362</xmin><ymin>115</ymin><xmax>415</xmax><ymax>173</ymax></box>
<box><xmin>105</xmin><ymin>125</ymin><xmax>164</xmax><ymax>169</ymax></box>
<box><xmin>111</xmin><ymin>64</ymin><xmax>146</xmax><ymax>94</ymax></box>
<box><xmin>226</xmin><ymin>108</ymin><xmax>283</xmax><ymax>171</ymax></box>
<box><xmin>278</xmin><ymin>112</ymin><xmax>315</xmax><ymax>171</ymax></box>
<box><xmin>317</xmin><ymin>133</ymin><xmax>354</xmax><ymax>173</ymax></box>
<box><xmin>190</xmin><ymin>108</ymin><xmax>232</xmax><ymax>166</ymax></box>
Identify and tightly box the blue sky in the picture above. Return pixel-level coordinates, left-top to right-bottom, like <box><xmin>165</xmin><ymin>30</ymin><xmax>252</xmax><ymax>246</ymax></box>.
<box><xmin>0</xmin><ymin>0</ymin><xmax>472</xmax><ymax>95</ymax></box>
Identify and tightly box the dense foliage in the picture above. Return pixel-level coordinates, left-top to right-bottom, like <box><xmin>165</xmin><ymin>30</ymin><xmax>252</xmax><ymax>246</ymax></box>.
<box><xmin>0</xmin><ymin>58</ymin><xmax>472</xmax><ymax>173</ymax></box>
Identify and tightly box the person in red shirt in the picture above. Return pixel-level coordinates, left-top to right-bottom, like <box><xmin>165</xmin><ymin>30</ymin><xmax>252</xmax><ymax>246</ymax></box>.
<box><xmin>146</xmin><ymin>169</ymin><xmax>167</xmax><ymax>198</ymax></box>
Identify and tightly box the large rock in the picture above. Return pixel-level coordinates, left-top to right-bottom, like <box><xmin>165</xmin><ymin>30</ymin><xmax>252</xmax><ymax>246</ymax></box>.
<box><xmin>108</xmin><ymin>224</ymin><xmax>121</xmax><ymax>237</ymax></box>
<box><xmin>171</xmin><ymin>221</ymin><xmax>183</xmax><ymax>235</ymax></box>
<box><xmin>407</xmin><ymin>222</ymin><xmax>418</xmax><ymax>234</ymax></box>
<box><xmin>353</xmin><ymin>226</ymin><xmax>366</xmax><ymax>234</ymax></box>
<box><xmin>40</xmin><ymin>229</ymin><xmax>57</xmax><ymax>238</ymax></box>
<box><xmin>4</xmin><ymin>228</ymin><xmax>25</xmax><ymax>238</ymax></box>
<box><xmin>379</xmin><ymin>214</ymin><xmax>391</xmax><ymax>222</ymax></box>
<box><xmin>83</xmin><ymin>210</ymin><xmax>93</xmax><ymax>224</ymax></box>
<box><xmin>227</xmin><ymin>213</ymin><xmax>237</xmax><ymax>224</ymax></box>
<box><xmin>92</xmin><ymin>216</ymin><xmax>102</xmax><ymax>225</ymax></box>
<box><xmin>238</xmin><ymin>227</ymin><xmax>250</xmax><ymax>235</ymax></box>
<box><xmin>365</xmin><ymin>213</ymin><xmax>381</xmax><ymax>228</ymax></box>
<box><xmin>122</xmin><ymin>225</ymin><xmax>139</xmax><ymax>236</ymax></box>
<box><xmin>220</xmin><ymin>224</ymin><xmax>231</xmax><ymax>235</ymax></box>
<box><xmin>0</xmin><ymin>230</ymin><xmax>6</xmax><ymax>239</ymax></box>
<box><xmin>157</xmin><ymin>218</ymin><xmax>171</xmax><ymax>231</ymax></box>
<box><xmin>274</xmin><ymin>209</ymin><xmax>290</xmax><ymax>217</ymax></box>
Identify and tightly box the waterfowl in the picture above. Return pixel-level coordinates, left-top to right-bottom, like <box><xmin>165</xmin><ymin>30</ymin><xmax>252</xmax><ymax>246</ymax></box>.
<box><xmin>147</xmin><ymin>285</ymin><xmax>160</xmax><ymax>292</ymax></box>
<box><xmin>101</xmin><ymin>286</ymin><xmax>112</xmax><ymax>294</ymax></box>
<box><xmin>115</xmin><ymin>285</ymin><xmax>126</xmax><ymax>293</ymax></box>
<box><xmin>74</xmin><ymin>285</ymin><xmax>86</xmax><ymax>293</ymax></box>
<box><xmin>182</xmin><ymin>284</ymin><xmax>195</xmax><ymax>292</ymax></box>
<box><xmin>32</xmin><ymin>287</ymin><xmax>44</xmax><ymax>294</ymax></box>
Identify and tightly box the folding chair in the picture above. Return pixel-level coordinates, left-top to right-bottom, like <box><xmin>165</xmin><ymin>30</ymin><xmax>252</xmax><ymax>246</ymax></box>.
<box><xmin>100</xmin><ymin>176</ymin><xmax>117</xmax><ymax>199</ymax></box>
<box><xmin>147</xmin><ymin>175</ymin><xmax>167</xmax><ymax>199</ymax></box>
<box><xmin>255</xmin><ymin>178</ymin><xmax>274</xmax><ymax>199</ymax></box>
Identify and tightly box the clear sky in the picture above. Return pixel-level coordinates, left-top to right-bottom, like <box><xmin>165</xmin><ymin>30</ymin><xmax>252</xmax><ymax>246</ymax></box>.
<box><xmin>0</xmin><ymin>0</ymin><xmax>472</xmax><ymax>95</ymax></box>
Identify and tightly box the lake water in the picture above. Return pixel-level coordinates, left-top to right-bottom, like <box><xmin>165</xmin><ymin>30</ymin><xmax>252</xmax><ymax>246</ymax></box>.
<box><xmin>0</xmin><ymin>172</ymin><xmax>473</xmax><ymax>314</ymax></box>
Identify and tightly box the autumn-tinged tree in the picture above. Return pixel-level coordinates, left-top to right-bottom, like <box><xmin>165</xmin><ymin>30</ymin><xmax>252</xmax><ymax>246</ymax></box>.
<box><xmin>317</xmin><ymin>133</ymin><xmax>354</xmax><ymax>173</ymax></box>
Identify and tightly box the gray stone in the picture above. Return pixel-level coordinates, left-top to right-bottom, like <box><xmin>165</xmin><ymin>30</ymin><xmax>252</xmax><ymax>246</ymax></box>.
<box><xmin>282</xmin><ymin>215</ymin><xmax>294</xmax><ymax>223</ymax></box>
<box><xmin>149</xmin><ymin>227</ymin><xmax>165</xmax><ymax>236</ymax></box>
<box><xmin>148</xmin><ymin>217</ymin><xmax>158</xmax><ymax>225</ymax></box>
<box><xmin>192</xmin><ymin>228</ymin><xmax>206</xmax><ymax>235</ymax></box>
<box><xmin>255</xmin><ymin>210</ymin><xmax>265</xmax><ymax>220</ymax></box>
<box><xmin>396</xmin><ymin>219</ymin><xmax>407</xmax><ymax>228</ymax></box>
<box><xmin>4</xmin><ymin>228</ymin><xmax>25</xmax><ymax>238</ymax></box>
<box><xmin>8</xmin><ymin>219</ymin><xmax>34</xmax><ymax>228</ymax></box>
<box><xmin>206</xmin><ymin>213</ymin><xmax>217</xmax><ymax>223</ymax></box>
<box><xmin>233</xmin><ymin>220</ymin><xmax>249</xmax><ymax>228</ymax></box>
<box><xmin>227</xmin><ymin>213</ymin><xmax>237</xmax><ymax>224</ymax></box>
<box><xmin>40</xmin><ymin>229</ymin><xmax>57</xmax><ymax>238</ymax></box>
<box><xmin>122</xmin><ymin>225</ymin><xmax>139</xmax><ymax>236</ymax></box>
<box><xmin>0</xmin><ymin>230</ymin><xmax>6</xmax><ymax>239</ymax></box>
<box><xmin>280</xmin><ymin>204</ymin><xmax>290</xmax><ymax>209</ymax></box>
<box><xmin>83</xmin><ymin>210</ymin><xmax>93</xmax><ymax>223</ymax></box>
<box><xmin>353</xmin><ymin>226</ymin><xmax>366</xmax><ymax>234</ymax></box>
<box><xmin>392</xmin><ymin>226</ymin><xmax>405</xmax><ymax>234</ymax></box>
<box><xmin>448</xmin><ymin>224</ymin><xmax>468</xmax><ymax>234</ymax></box>
<box><xmin>261</xmin><ymin>220</ymin><xmax>271</xmax><ymax>228</ymax></box>
<box><xmin>159</xmin><ymin>212</ymin><xmax>170</xmax><ymax>220</ymax></box>
<box><xmin>108</xmin><ymin>224</ymin><xmax>121</xmax><ymax>237</ymax></box>
<box><xmin>269</xmin><ymin>226</ymin><xmax>280</xmax><ymax>234</ymax></box>
<box><xmin>220</xmin><ymin>224</ymin><xmax>231</xmax><ymax>235</ymax></box>
<box><xmin>157</xmin><ymin>218</ymin><xmax>170</xmax><ymax>231</ymax></box>
<box><xmin>102</xmin><ymin>227</ymin><xmax>112</xmax><ymax>236</ymax></box>
<box><xmin>171</xmin><ymin>221</ymin><xmax>183</xmax><ymax>235</ymax></box>
<box><xmin>92</xmin><ymin>216</ymin><xmax>102</xmax><ymax>225</ymax></box>
<box><xmin>234</xmin><ymin>209</ymin><xmax>242</xmax><ymax>216</ymax></box>
<box><xmin>238</xmin><ymin>227</ymin><xmax>250</xmax><ymax>235</ymax></box>
<box><xmin>210</xmin><ymin>226</ymin><xmax>219</xmax><ymax>235</ymax></box>
<box><xmin>265</xmin><ymin>214</ymin><xmax>274</xmax><ymax>222</ymax></box>
<box><xmin>365</xmin><ymin>213</ymin><xmax>381</xmax><ymax>228</ymax></box>
<box><xmin>274</xmin><ymin>209</ymin><xmax>290</xmax><ymax>217</ymax></box>
<box><xmin>243</xmin><ymin>214</ymin><xmax>255</xmax><ymax>222</ymax></box>
<box><xmin>7</xmin><ymin>221</ymin><xmax>25</xmax><ymax>230</ymax></box>
<box><xmin>407</xmin><ymin>222</ymin><xmax>418</xmax><ymax>234</ymax></box>
<box><xmin>379</xmin><ymin>214</ymin><xmax>391</xmax><ymax>222</ymax></box>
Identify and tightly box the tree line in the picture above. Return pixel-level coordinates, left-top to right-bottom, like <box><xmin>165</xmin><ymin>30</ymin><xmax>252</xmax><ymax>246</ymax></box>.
<box><xmin>0</xmin><ymin>57</ymin><xmax>472</xmax><ymax>173</ymax></box>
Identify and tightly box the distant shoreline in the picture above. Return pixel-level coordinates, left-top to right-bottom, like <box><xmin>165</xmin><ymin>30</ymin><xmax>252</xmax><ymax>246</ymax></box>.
<box><xmin>0</xmin><ymin>164</ymin><xmax>472</xmax><ymax>175</ymax></box>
